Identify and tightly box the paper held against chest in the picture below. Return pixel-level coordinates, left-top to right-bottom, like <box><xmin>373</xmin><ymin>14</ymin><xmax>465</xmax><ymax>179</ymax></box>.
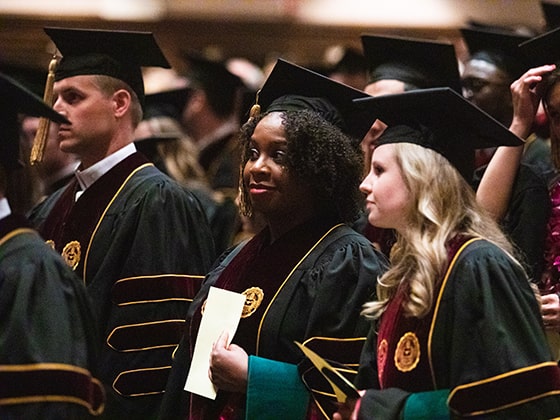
<box><xmin>184</xmin><ymin>286</ymin><xmax>246</xmax><ymax>399</ymax></box>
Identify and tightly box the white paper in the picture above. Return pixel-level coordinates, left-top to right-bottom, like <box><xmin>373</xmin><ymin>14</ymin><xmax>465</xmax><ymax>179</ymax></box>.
<box><xmin>184</xmin><ymin>286</ymin><xmax>246</xmax><ymax>399</ymax></box>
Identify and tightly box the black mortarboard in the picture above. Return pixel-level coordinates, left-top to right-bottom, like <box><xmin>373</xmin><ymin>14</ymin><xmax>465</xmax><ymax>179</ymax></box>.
<box><xmin>0</xmin><ymin>72</ymin><xmax>67</xmax><ymax>171</ymax></box>
<box><xmin>254</xmin><ymin>58</ymin><xmax>375</xmax><ymax>141</ymax></box>
<box><xmin>460</xmin><ymin>27</ymin><xmax>530</xmax><ymax>79</ymax></box>
<box><xmin>182</xmin><ymin>51</ymin><xmax>243</xmax><ymax>94</ymax></box>
<box><xmin>0</xmin><ymin>64</ymin><xmax>47</xmax><ymax>97</ymax></box>
<box><xmin>518</xmin><ymin>26</ymin><xmax>560</xmax><ymax>67</ymax></box>
<box><xmin>44</xmin><ymin>27</ymin><xmax>171</xmax><ymax>106</ymax></box>
<box><xmin>182</xmin><ymin>51</ymin><xmax>244</xmax><ymax>117</ymax></box>
<box><xmin>143</xmin><ymin>87</ymin><xmax>191</xmax><ymax>121</ymax></box>
<box><xmin>541</xmin><ymin>1</ymin><xmax>560</xmax><ymax>30</ymax></box>
<box><xmin>360</xmin><ymin>34</ymin><xmax>462</xmax><ymax>93</ymax></box>
<box><xmin>353</xmin><ymin>87</ymin><xmax>523</xmax><ymax>180</ymax></box>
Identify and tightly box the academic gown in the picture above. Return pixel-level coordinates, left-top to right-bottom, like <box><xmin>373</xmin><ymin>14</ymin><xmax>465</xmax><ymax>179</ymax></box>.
<box><xmin>28</xmin><ymin>152</ymin><xmax>216</xmax><ymax>419</ymax></box>
<box><xmin>0</xmin><ymin>214</ymin><xmax>103</xmax><ymax>419</ymax></box>
<box><xmin>355</xmin><ymin>238</ymin><xmax>560</xmax><ymax>419</ymax></box>
<box><xmin>473</xmin><ymin>161</ymin><xmax>554</xmax><ymax>282</ymax></box>
<box><xmin>158</xmin><ymin>216</ymin><xmax>388</xmax><ymax>420</ymax></box>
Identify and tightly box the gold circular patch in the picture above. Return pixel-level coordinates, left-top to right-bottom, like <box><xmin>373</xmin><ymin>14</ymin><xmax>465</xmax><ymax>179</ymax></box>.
<box><xmin>241</xmin><ymin>287</ymin><xmax>264</xmax><ymax>318</ymax></box>
<box><xmin>394</xmin><ymin>332</ymin><xmax>420</xmax><ymax>372</ymax></box>
<box><xmin>62</xmin><ymin>240</ymin><xmax>81</xmax><ymax>270</ymax></box>
<box><xmin>377</xmin><ymin>339</ymin><xmax>388</xmax><ymax>379</ymax></box>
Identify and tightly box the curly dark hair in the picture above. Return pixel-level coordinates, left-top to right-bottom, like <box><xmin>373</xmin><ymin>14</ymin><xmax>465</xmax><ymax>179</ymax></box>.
<box><xmin>238</xmin><ymin>109</ymin><xmax>364</xmax><ymax>223</ymax></box>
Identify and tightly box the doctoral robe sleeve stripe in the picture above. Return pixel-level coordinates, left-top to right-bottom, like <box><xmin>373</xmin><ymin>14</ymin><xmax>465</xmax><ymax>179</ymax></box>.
<box><xmin>107</xmin><ymin>319</ymin><xmax>186</xmax><ymax>352</ymax></box>
<box><xmin>112</xmin><ymin>366</ymin><xmax>171</xmax><ymax>397</ymax></box>
<box><xmin>448</xmin><ymin>362</ymin><xmax>560</xmax><ymax>416</ymax></box>
<box><xmin>300</xmin><ymin>337</ymin><xmax>367</xmax><ymax>420</ymax></box>
<box><xmin>112</xmin><ymin>274</ymin><xmax>205</xmax><ymax>305</ymax></box>
<box><xmin>0</xmin><ymin>363</ymin><xmax>105</xmax><ymax>415</ymax></box>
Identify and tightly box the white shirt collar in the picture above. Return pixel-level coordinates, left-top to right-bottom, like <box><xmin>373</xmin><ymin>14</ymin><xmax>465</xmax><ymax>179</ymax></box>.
<box><xmin>75</xmin><ymin>143</ymin><xmax>136</xmax><ymax>192</ymax></box>
<box><xmin>0</xmin><ymin>197</ymin><xmax>12</xmax><ymax>220</ymax></box>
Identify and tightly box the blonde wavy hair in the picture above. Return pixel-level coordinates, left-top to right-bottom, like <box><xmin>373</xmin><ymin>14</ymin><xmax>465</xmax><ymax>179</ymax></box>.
<box><xmin>362</xmin><ymin>143</ymin><xmax>517</xmax><ymax>320</ymax></box>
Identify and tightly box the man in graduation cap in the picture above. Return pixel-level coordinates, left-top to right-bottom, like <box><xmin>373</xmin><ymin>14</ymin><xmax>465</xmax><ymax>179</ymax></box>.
<box><xmin>0</xmin><ymin>73</ymin><xmax>104</xmax><ymax>418</ymax></box>
<box><xmin>159</xmin><ymin>58</ymin><xmax>387</xmax><ymax>420</ymax></box>
<box><xmin>180</xmin><ymin>52</ymin><xmax>245</xmax><ymax>197</ymax></box>
<box><xmin>339</xmin><ymin>87</ymin><xmax>560</xmax><ymax>419</ymax></box>
<box><xmin>27</xmin><ymin>27</ymin><xmax>216</xmax><ymax>419</ymax></box>
<box><xmin>135</xmin><ymin>86</ymin><xmax>240</xmax><ymax>256</ymax></box>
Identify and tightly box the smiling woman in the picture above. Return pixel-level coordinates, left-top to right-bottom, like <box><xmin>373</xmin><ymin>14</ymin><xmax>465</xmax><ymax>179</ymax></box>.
<box><xmin>158</xmin><ymin>59</ymin><xmax>388</xmax><ymax>420</ymax></box>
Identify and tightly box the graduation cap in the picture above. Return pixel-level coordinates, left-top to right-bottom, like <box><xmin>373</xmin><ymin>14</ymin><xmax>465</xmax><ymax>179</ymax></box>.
<box><xmin>541</xmin><ymin>1</ymin><xmax>560</xmax><ymax>30</ymax></box>
<box><xmin>143</xmin><ymin>87</ymin><xmax>191</xmax><ymax>121</ymax></box>
<box><xmin>0</xmin><ymin>72</ymin><xmax>68</xmax><ymax>171</ymax></box>
<box><xmin>460</xmin><ymin>27</ymin><xmax>530</xmax><ymax>79</ymax></box>
<box><xmin>518</xmin><ymin>26</ymin><xmax>560</xmax><ymax>67</ymax></box>
<box><xmin>251</xmin><ymin>58</ymin><xmax>375</xmax><ymax>141</ymax></box>
<box><xmin>183</xmin><ymin>51</ymin><xmax>243</xmax><ymax>91</ymax></box>
<box><xmin>353</xmin><ymin>87</ymin><xmax>524</xmax><ymax>180</ymax></box>
<box><xmin>44</xmin><ymin>26</ymin><xmax>171</xmax><ymax>106</ymax></box>
<box><xmin>182</xmin><ymin>51</ymin><xmax>244</xmax><ymax>118</ymax></box>
<box><xmin>360</xmin><ymin>33</ymin><xmax>462</xmax><ymax>93</ymax></box>
<box><xmin>0</xmin><ymin>64</ymin><xmax>47</xmax><ymax>97</ymax></box>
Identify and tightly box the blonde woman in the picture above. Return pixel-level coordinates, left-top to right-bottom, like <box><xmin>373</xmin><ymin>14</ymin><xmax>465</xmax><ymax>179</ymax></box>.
<box><xmin>335</xmin><ymin>88</ymin><xmax>560</xmax><ymax>419</ymax></box>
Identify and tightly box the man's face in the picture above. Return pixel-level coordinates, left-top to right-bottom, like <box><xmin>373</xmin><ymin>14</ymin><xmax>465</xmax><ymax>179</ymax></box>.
<box><xmin>53</xmin><ymin>75</ymin><xmax>116</xmax><ymax>164</ymax></box>
<box><xmin>461</xmin><ymin>59</ymin><xmax>512</xmax><ymax>125</ymax></box>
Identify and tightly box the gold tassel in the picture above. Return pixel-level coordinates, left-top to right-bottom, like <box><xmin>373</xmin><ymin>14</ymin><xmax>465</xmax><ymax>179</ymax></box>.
<box><xmin>30</xmin><ymin>55</ymin><xmax>58</xmax><ymax>166</ymax></box>
<box><xmin>248</xmin><ymin>89</ymin><xmax>261</xmax><ymax>121</ymax></box>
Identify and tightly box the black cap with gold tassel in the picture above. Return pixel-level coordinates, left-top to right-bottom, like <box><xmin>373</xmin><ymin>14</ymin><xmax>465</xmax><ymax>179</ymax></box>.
<box><xmin>30</xmin><ymin>54</ymin><xmax>58</xmax><ymax>166</ymax></box>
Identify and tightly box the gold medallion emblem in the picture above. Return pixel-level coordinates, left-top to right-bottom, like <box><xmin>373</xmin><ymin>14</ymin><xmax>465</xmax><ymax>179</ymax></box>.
<box><xmin>62</xmin><ymin>240</ymin><xmax>81</xmax><ymax>270</ymax></box>
<box><xmin>394</xmin><ymin>332</ymin><xmax>420</xmax><ymax>372</ymax></box>
<box><xmin>45</xmin><ymin>240</ymin><xmax>55</xmax><ymax>250</ymax></box>
<box><xmin>377</xmin><ymin>339</ymin><xmax>388</xmax><ymax>382</ymax></box>
<box><xmin>241</xmin><ymin>287</ymin><xmax>264</xmax><ymax>318</ymax></box>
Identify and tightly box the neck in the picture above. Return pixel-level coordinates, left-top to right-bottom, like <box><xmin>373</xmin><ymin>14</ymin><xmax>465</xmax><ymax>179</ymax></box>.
<box><xmin>266</xmin><ymin>206</ymin><xmax>319</xmax><ymax>243</ymax></box>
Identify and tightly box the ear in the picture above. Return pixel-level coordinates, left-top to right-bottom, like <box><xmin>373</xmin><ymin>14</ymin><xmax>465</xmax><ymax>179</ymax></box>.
<box><xmin>112</xmin><ymin>89</ymin><xmax>132</xmax><ymax>118</ymax></box>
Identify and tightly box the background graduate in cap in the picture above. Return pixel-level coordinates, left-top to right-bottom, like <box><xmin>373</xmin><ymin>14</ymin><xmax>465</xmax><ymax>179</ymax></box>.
<box><xmin>357</xmin><ymin>33</ymin><xmax>463</xmax><ymax>258</ymax></box>
<box><xmin>180</xmin><ymin>51</ymin><xmax>245</xmax><ymax>195</ymax></box>
<box><xmin>159</xmin><ymin>58</ymin><xmax>388</xmax><ymax>420</ymax></box>
<box><xmin>460</xmin><ymin>26</ymin><xmax>556</xmax><ymax>286</ymax></box>
<box><xmin>0</xmin><ymin>73</ymin><xmax>104</xmax><ymax>418</ymax></box>
<box><xmin>135</xmin><ymin>86</ymin><xmax>240</xmax><ymax>256</ymax></box>
<box><xmin>26</xmin><ymin>27</ymin><xmax>216</xmax><ymax>419</ymax></box>
<box><xmin>333</xmin><ymin>87</ymin><xmax>560</xmax><ymax>419</ymax></box>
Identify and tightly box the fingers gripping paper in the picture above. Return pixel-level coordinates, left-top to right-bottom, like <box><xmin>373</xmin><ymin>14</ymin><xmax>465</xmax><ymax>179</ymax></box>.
<box><xmin>184</xmin><ymin>287</ymin><xmax>246</xmax><ymax>399</ymax></box>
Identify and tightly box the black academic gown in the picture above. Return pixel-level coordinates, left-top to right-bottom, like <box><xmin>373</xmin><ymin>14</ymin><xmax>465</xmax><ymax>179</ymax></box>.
<box><xmin>355</xmin><ymin>238</ymin><xmax>560</xmax><ymax>419</ymax></box>
<box><xmin>29</xmin><ymin>152</ymin><xmax>216</xmax><ymax>419</ymax></box>
<box><xmin>473</xmin><ymin>160</ymin><xmax>554</xmax><ymax>282</ymax></box>
<box><xmin>159</xmin><ymin>217</ymin><xmax>388</xmax><ymax>420</ymax></box>
<box><xmin>0</xmin><ymin>214</ymin><xmax>103</xmax><ymax>419</ymax></box>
